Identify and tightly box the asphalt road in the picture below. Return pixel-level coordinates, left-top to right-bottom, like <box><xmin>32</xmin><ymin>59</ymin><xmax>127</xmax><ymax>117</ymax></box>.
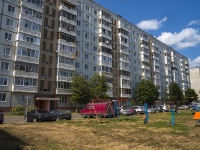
<box><xmin>2</xmin><ymin>113</ymin><xmax>82</xmax><ymax>124</ymax></box>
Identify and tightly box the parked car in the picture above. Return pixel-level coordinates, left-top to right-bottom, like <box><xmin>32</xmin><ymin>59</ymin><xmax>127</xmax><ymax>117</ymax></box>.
<box><xmin>159</xmin><ymin>105</ymin><xmax>169</xmax><ymax>112</ymax></box>
<box><xmin>24</xmin><ymin>109</ymin><xmax>56</xmax><ymax>122</ymax></box>
<box><xmin>118</xmin><ymin>107</ymin><xmax>132</xmax><ymax>116</ymax></box>
<box><xmin>178</xmin><ymin>105</ymin><xmax>189</xmax><ymax>110</ymax></box>
<box><xmin>50</xmin><ymin>109</ymin><xmax>71</xmax><ymax>121</ymax></box>
<box><xmin>132</xmin><ymin>106</ymin><xmax>145</xmax><ymax>114</ymax></box>
<box><xmin>0</xmin><ymin>110</ymin><xmax>4</xmax><ymax>124</ymax></box>
<box><xmin>148</xmin><ymin>105</ymin><xmax>159</xmax><ymax>113</ymax></box>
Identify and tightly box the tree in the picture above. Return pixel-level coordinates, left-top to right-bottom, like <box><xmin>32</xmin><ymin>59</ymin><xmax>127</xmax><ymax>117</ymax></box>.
<box><xmin>90</xmin><ymin>74</ymin><xmax>110</xmax><ymax>99</ymax></box>
<box><xmin>69</xmin><ymin>75</ymin><xmax>91</xmax><ymax>105</ymax></box>
<box><xmin>169</xmin><ymin>82</ymin><xmax>184</xmax><ymax>104</ymax></box>
<box><xmin>136</xmin><ymin>79</ymin><xmax>159</xmax><ymax>105</ymax></box>
<box><xmin>184</xmin><ymin>88</ymin><xmax>198</xmax><ymax>104</ymax></box>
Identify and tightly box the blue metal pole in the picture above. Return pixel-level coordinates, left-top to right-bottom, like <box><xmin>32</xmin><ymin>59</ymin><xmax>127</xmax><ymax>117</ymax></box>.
<box><xmin>144</xmin><ymin>103</ymin><xmax>148</xmax><ymax>124</ymax></box>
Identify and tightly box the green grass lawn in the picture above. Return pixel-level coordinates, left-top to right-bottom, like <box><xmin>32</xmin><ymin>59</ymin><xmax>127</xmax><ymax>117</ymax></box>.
<box><xmin>0</xmin><ymin>110</ymin><xmax>200</xmax><ymax>150</ymax></box>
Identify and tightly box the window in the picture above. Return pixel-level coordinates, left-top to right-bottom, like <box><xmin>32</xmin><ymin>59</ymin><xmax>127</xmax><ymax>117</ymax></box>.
<box><xmin>86</xmin><ymin>5</ymin><xmax>89</xmax><ymax>11</ymax></box>
<box><xmin>0</xmin><ymin>93</ymin><xmax>6</xmax><ymax>102</ymax></box>
<box><xmin>3</xmin><ymin>47</ymin><xmax>11</xmax><ymax>56</ymax></box>
<box><xmin>93</xmin><ymin>46</ymin><xmax>97</xmax><ymax>51</ymax></box>
<box><xmin>85</xmin><ymin>54</ymin><xmax>89</xmax><ymax>59</ymax></box>
<box><xmin>94</xmin><ymin>18</ymin><xmax>97</xmax><ymax>24</ymax></box>
<box><xmin>6</xmin><ymin>18</ymin><xmax>14</xmax><ymax>26</ymax></box>
<box><xmin>86</xmin><ymin>15</ymin><xmax>89</xmax><ymax>20</ymax></box>
<box><xmin>85</xmin><ymin>43</ymin><xmax>89</xmax><ymax>50</ymax></box>
<box><xmin>94</xmin><ymin>10</ymin><xmax>97</xmax><ymax>15</ymax></box>
<box><xmin>77</xmin><ymin>30</ymin><xmax>80</xmax><ymax>36</ymax></box>
<box><xmin>85</xmin><ymin>75</ymin><xmax>88</xmax><ymax>80</ymax></box>
<box><xmin>85</xmin><ymin>64</ymin><xmax>88</xmax><ymax>70</ymax></box>
<box><xmin>5</xmin><ymin>33</ymin><xmax>12</xmax><ymax>40</ymax></box>
<box><xmin>77</xmin><ymin>20</ymin><xmax>81</xmax><ymax>26</ymax></box>
<box><xmin>93</xmin><ymin>66</ymin><xmax>96</xmax><ymax>71</ymax></box>
<box><xmin>1</xmin><ymin>62</ymin><xmax>9</xmax><ymax>71</ymax></box>
<box><xmin>75</xmin><ymin>62</ymin><xmax>79</xmax><ymax>68</ymax></box>
<box><xmin>77</xmin><ymin>10</ymin><xmax>81</xmax><ymax>16</ymax></box>
<box><xmin>85</xmin><ymin>33</ymin><xmax>89</xmax><ymax>39</ymax></box>
<box><xmin>8</xmin><ymin>5</ymin><xmax>15</xmax><ymax>13</ymax></box>
<box><xmin>0</xmin><ymin>78</ymin><xmax>7</xmax><ymax>85</ymax></box>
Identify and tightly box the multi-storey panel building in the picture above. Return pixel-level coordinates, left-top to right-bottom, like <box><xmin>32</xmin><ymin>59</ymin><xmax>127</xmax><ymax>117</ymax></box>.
<box><xmin>0</xmin><ymin>0</ymin><xmax>190</xmax><ymax>111</ymax></box>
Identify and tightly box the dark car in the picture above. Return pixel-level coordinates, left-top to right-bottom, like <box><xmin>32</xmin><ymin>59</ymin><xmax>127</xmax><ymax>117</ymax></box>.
<box><xmin>50</xmin><ymin>109</ymin><xmax>71</xmax><ymax>121</ymax></box>
<box><xmin>24</xmin><ymin>109</ymin><xmax>56</xmax><ymax>122</ymax></box>
<box><xmin>0</xmin><ymin>110</ymin><xmax>4</xmax><ymax>124</ymax></box>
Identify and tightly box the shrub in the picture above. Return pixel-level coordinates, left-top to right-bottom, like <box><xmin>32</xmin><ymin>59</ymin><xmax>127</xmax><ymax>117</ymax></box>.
<box><xmin>11</xmin><ymin>106</ymin><xmax>24</xmax><ymax>116</ymax></box>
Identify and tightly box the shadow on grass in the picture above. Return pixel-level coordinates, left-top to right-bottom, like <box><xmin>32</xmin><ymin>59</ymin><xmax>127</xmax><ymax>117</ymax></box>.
<box><xmin>0</xmin><ymin>129</ymin><xmax>28</xmax><ymax>150</ymax></box>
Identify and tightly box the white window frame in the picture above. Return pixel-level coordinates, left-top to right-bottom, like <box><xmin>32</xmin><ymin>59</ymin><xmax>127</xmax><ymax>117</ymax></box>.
<box><xmin>8</xmin><ymin>5</ymin><xmax>15</xmax><ymax>13</ymax></box>
<box><xmin>5</xmin><ymin>32</ymin><xmax>12</xmax><ymax>41</ymax></box>
<box><xmin>1</xmin><ymin>62</ymin><xmax>9</xmax><ymax>71</ymax></box>
<box><xmin>0</xmin><ymin>78</ymin><xmax>7</xmax><ymax>86</ymax></box>
<box><xmin>0</xmin><ymin>93</ymin><xmax>6</xmax><ymax>102</ymax></box>
<box><xmin>3</xmin><ymin>47</ymin><xmax>11</xmax><ymax>56</ymax></box>
<box><xmin>6</xmin><ymin>18</ymin><xmax>14</xmax><ymax>27</ymax></box>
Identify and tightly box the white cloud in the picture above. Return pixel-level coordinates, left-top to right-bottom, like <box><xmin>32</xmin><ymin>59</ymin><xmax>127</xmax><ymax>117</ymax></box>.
<box><xmin>189</xmin><ymin>56</ymin><xmax>200</xmax><ymax>68</ymax></box>
<box><xmin>157</xmin><ymin>28</ymin><xmax>200</xmax><ymax>50</ymax></box>
<box><xmin>136</xmin><ymin>17</ymin><xmax>167</xmax><ymax>30</ymax></box>
<box><xmin>188</xmin><ymin>20</ymin><xmax>200</xmax><ymax>26</ymax></box>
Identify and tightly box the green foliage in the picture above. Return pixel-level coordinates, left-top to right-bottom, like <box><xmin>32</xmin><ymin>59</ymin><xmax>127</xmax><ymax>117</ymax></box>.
<box><xmin>169</xmin><ymin>82</ymin><xmax>184</xmax><ymax>104</ymax></box>
<box><xmin>28</xmin><ymin>105</ymin><xmax>37</xmax><ymax>112</ymax></box>
<box><xmin>90</xmin><ymin>74</ymin><xmax>110</xmax><ymax>99</ymax></box>
<box><xmin>136</xmin><ymin>79</ymin><xmax>159</xmax><ymax>105</ymax></box>
<box><xmin>11</xmin><ymin>106</ymin><xmax>24</xmax><ymax>116</ymax></box>
<box><xmin>184</xmin><ymin>88</ymin><xmax>198</xmax><ymax>103</ymax></box>
<box><xmin>69</xmin><ymin>75</ymin><xmax>91</xmax><ymax>105</ymax></box>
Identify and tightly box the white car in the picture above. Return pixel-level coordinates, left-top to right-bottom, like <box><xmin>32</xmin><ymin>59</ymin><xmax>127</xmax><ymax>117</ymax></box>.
<box><xmin>132</xmin><ymin>106</ymin><xmax>145</xmax><ymax>114</ymax></box>
<box><xmin>118</xmin><ymin>108</ymin><xmax>131</xmax><ymax>116</ymax></box>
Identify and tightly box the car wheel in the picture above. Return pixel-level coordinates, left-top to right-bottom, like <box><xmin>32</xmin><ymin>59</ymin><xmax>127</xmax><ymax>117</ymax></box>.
<box><xmin>33</xmin><ymin>118</ymin><xmax>37</xmax><ymax>122</ymax></box>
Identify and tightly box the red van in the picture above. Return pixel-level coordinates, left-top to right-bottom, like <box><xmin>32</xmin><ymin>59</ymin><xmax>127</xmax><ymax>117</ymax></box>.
<box><xmin>80</xmin><ymin>102</ymin><xmax>114</xmax><ymax>118</ymax></box>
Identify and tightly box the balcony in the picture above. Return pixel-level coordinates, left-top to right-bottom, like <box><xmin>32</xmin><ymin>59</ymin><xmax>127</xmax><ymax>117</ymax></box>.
<box><xmin>60</xmin><ymin>5</ymin><xmax>77</xmax><ymax>16</ymax></box>
<box><xmin>107</xmin><ymin>83</ymin><xmax>113</xmax><ymax>88</ymax></box>
<box><xmin>99</xmin><ymin>42</ymin><xmax>112</xmax><ymax>49</ymax></box>
<box><xmin>141</xmin><ymin>51</ymin><xmax>149</xmax><ymax>56</ymax></box>
<box><xmin>119</xmin><ymin>49</ymin><xmax>129</xmax><ymax>55</ymax></box>
<box><xmin>99</xmin><ymin>71</ymin><xmax>113</xmax><ymax>78</ymax></box>
<box><xmin>13</xmin><ymin>70</ymin><xmax>38</xmax><ymax>79</ymax></box>
<box><xmin>119</xmin><ymin>58</ymin><xmax>130</xmax><ymax>63</ymax></box>
<box><xmin>65</xmin><ymin>0</ymin><xmax>77</xmax><ymax>6</ymax></box>
<box><xmin>118</xmin><ymin>33</ymin><xmax>129</xmax><ymax>39</ymax></box>
<box><xmin>99</xmin><ymin>52</ymin><xmax>112</xmax><ymax>58</ymax></box>
<box><xmin>153</xmin><ymin>55</ymin><xmax>160</xmax><ymax>60</ymax></box>
<box><xmin>99</xmin><ymin>33</ymin><xmax>112</xmax><ymax>40</ymax></box>
<box><xmin>120</xmin><ymin>75</ymin><xmax>130</xmax><ymax>81</ymax></box>
<box><xmin>121</xmin><ymin>84</ymin><xmax>131</xmax><ymax>89</ymax></box>
<box><xmin>118</xmin><ymin>21</ymin><xmax>129</xmax><ymax>32</ymax></box>
<box><xmin>15</xmin><ymin>55</ymin><xmax>39</xmax><ymax>64</ymax></box>
<box><xmin>119</xmin><ymin>41</ymin><xmax>129</xmax><ymax>47</ymax></box>
<box><xmin>20</xmin><ymin>0</ymin><xmax>43</xmax><ymax>13</ymax></box>
<box><xmin>58</xmin><ymin>39</ymin><xmax>76</xmax><ymax>47</ymax></box>
<box><xmin>56</xmin><ymin>76</ymin><xmax>72</xmax><ymax>82</ymax></box>
<box><xmin>120</xmin><ymin>94</ymin><xmax>131</xmax><ymax>98</ymax></box>
<box><xmin>142</xmin><ymin>65</ymin><xmax>150</xmax><ymax>70</ymax></box>
<box><xmin>152</xmin><ymin>48</ymin><xmax>159</xmax><ymax>54</ymax></box>
<box><xmin>58</xmin><ymin>27</ymin><xmax>76</xmax><ymax>36</ymax></box>
<box><xmin>99</xmin><ymin>24</ymin><xmax>111</xmax><ymax>31</ymax></box>
<box><xmin>19</xmin><ymin>13</ymin><xmax>42</xmax><ymax>25</ymax></box>
<box><xmin>140</xmin><ymin>44</ymin><xmax>149</xmax><ymax>49</ymax></box>
<box><xmin>99</xmin><ymin>61</ymin><xmax>112</xmax><ymax>67</ymax></box>
<box><xmin>57</xmin><ymin>63</ymin><xmax>75</xmax><ymax>70</ymax></box>
<box><xmin>16</xmin><ymin>41</ymin><xmax>40</xmax><ymax>51</ymax></box>
<box><xmin>99</xmin><ymin>14</ymin><xmax>111</xmax><ymax>23</ymax></box>
<box><xmin>19</xmin><ymin>27</ymin><xmax>41</xmax><ymax>37</ymax></box>
<box><xmin>140</xmin><ymin>37</ymin><xmax>149</xmax><ymax>43</ymax></box>
<box><xmin>141</xmin><ymin>57</ymin><xmax>149</xmax><ymax>63</ymax></box>
<box><xmin>56</xmin><ymin>88</ymin><xmax>72</xmax><ymax>95</ymax></box>
<box><xmin>56</xmin><ymin>50</ymin><xmax>76</xmax><ymax>59</ymax></box>
<box><xmin>106</xmin><ymin>91</ymin><xmax>113</xmax><ymax>97</ymax></box>
<box><xmin>119</xmin><ymin>66</ymin><xmax>130</xmax><ymax>72</ymax></box>
<box><xmin>59</xmin><ymin>16</ymin><xmax>76</xmax><ymax>26</ymax></box>
<box><xmin>12</xmin><ymin>85</ymin><xmax>37</xmax><ymax>93</ymax></box>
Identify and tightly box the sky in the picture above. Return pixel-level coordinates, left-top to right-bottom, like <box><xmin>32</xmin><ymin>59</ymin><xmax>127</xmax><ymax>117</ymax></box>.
<box><xmin>93</xmin><ymin>0</ymin><xmax>200</xmax><ymax>68</ymax></box>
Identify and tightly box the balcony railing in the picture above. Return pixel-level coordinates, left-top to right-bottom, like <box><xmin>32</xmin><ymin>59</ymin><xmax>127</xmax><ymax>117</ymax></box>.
<box><xmin>56</xmin><ymin>88</ymin><xmax>72</xmax><ymax>95</ymax></box>
<box><xmin>119</xmin><ymin>58</ymin><xmax>130</xmax><ymax>63</ymax></box>
<box><xmin>99</xmin><ymin>61</ymin><xmax>112</xmax><ymax>67</ymax></box>
<box><xmin>99</xmin><ymin>71</ymin><xmax>113</xmax><ymax>78</ymax></box>
<box><xmin>99</xmin><ymin>52</ymin><xmax>112</xmax><ymax>58</ymax></box>
<box><xmin>99</xmin><ymin>33</ymin><xmax>112</xmax><ymax>40</ymax></box>
<box><xmin>15</xmin><ymin>55</ymin><xmax>39</xmax><ymax>64</ymax></box>
<box><xmin>99</xmin><ymin>14</ymin><xmax>111</xmax><ymax>23</ymax></box>
<box><xmin>121</xmin><ymin>84</ymin><xmax>131</xmax><ymax>89</ymax></box>
<box><xmin>59</xmin><ymin>16</ymin><xmax>76</xmax><ymax>26</ymax></box>
<box><xmin>19</xmin><ymin>13</ymin><xmax>42</xmax><ymax>25</ymax></box>
<box><xmin>99</xmin><ymin>24</ymin><xmax>112</xmax><ymax>31</ymax></box>
<box><xmin>56</xmin><ymin>50</ymin><xmax>76</xmax><ymax>59</ymax></box>
<box><xmin>16</xmin><ymin>41</ymin><xmax>40</xmax><ymax>51</ymax></box>
<box><xmin>118</xmin><ymin>21</ymin><xmax>129</xmax><ymax>32</ymax></box>
<box><xmin>57</xmin><ymin>39</ymin><xmax>76</xmax><ymax>47</ymax></box>
<box><xmin>20</xmin><ymin>0</ymin><xmax>43</xmax><ymax>12</ymax></box>
<box><xmin>13</xmin><ymin>70</ymin><xmax>38</xmax><ymax>79</ymax></box>
<box><xmin>60</xmin><ymin>5</ymin><xmax>77</xmax><ymax>15</ymax></box>
<box><xmin>119</xmin><ymin>66</ymin><xmax>130</xmax><ymax>72</ymax></box>
<box><xmin>12</xmin><ymin>85</ymin><xmax>37</xmax><ymax>93</ymax></box>
<box><xmin>120</xmin><ymin>94</ymin><xmax>131</xmax><ymax>98</ymax></box>
<box><xmin>119</xmin><ymin>49</ymin><xmax>129</xmax><ymax>55</ymax></box>
<box><xmin>120</xmin><ymin>75</ymin><xmax>130</xmax><ymax>81</ymax></box>
<box><xmin>57</xmin><ymin>63</ymin><xmax>75</xmax><ymax>70</ymax></box>
<box><xmin>56</xmin><ymin>76</ymin><xmax>72</xmax><ymax>82</ymax></box>
<box><xmin>19</xmin><ymin>27</ymin><xmax>41</xmax><ymax>37</ymax></box>
<box><xmin>58</xmin><ymin>27</ymin><xmax>76</xmax><ymax>36</ymax></box>
<box><xmin>99</xmin><ymin>42</ymin><xmax>112</xmax><ymax>49</ymax></box>
<box><xmin>118</xmin><ymin>33</ymin><xmax>129</xmax><ymax>39</ymax></box>
<box><xmin>119</xmin><ymin>41</ymin><xmax>129</xmax><ymax>47</ymax></box>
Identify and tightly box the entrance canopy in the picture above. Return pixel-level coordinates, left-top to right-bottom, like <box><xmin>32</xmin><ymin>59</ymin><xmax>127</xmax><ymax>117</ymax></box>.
<box><xmin>35</xmin><ymin>97</ymin><xmax>60</xmax><ymax>101</ymax></box>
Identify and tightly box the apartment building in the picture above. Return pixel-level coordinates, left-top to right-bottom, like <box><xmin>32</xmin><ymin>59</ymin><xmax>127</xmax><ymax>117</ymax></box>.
<box><xmin>0</xmin><ymin>0</ymin><xmax>190</xmax><ymax>111</ymax></box>
<box><xmin>190</xmin><ymin>68</ymin><xmax>200</xmax><ymax>99</ymax></box>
